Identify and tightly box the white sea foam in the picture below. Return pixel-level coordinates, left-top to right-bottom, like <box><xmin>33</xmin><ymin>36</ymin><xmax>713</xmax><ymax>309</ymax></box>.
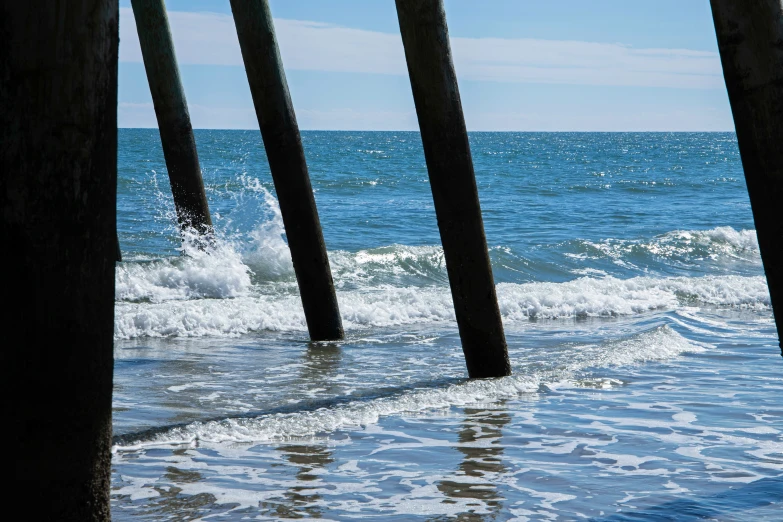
<box><xmin>113</xmin><ymin>325</ymin><xmax>700</xmax><ymax>449</ymax></box>
<box><xmin>115</xmin><ymin>295</ymin><xmax>307</xmax><ymax>339</ymax></box>
<box><xmin>115</xmin><ymin>243</ymin><xmax>252</xmax><ymax>302</ymax></box>
<box><xmin>498</xmin><ymin>274</ymin><xmax>768</xmax><ymax>320</ymax></box>
<box><xmin>114</xmin><ymin>274</ymin><xmax>768</xmax><ymax>339</ymax></box>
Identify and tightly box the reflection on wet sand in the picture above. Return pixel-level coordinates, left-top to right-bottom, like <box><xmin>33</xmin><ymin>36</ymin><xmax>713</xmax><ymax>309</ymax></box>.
<box><xmin>436</xmin><ymin>405</ymin><xmax>510</xmax><ymax>521</ymax></box>
<box><xmin>296</xmin><ymin>342</ymin><xmax>343</xmax><ymax>393</ymax></box>
<box><xmin>262</xmin><ymin>443</ymin><xmax>335</xmax><ymax>518</ymax></box>
<box><xmin>114</xmin><ymin>344</ymin><xmax>346</xmax><ymax>519</ymax></box>
<box><xmin>262</xmin><ymin>343</ymin><xmax>342</xmax><ymax>518</ymax></box>
<box><xmin>113</xmin><ymin>448</ymin><xmax>221</xmax><ymax>519</ymax></box>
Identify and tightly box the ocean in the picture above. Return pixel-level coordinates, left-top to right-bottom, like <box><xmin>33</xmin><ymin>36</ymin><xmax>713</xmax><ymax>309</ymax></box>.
<box><xmin>111</xmin><ymin>130</ymin><xmax>782</xmax><ymax>520</ymax></box>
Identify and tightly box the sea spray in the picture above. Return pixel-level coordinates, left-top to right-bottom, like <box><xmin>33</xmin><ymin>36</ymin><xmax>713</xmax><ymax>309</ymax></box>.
<box><xmin>115</xmin><ymin>240</ymin><xmax>252</xmax><ymax>302</ymax></box>
<box><xmin>235</xmin><ymin>175</ymin><xmax>295</xmax><ymax>281</ymax></box>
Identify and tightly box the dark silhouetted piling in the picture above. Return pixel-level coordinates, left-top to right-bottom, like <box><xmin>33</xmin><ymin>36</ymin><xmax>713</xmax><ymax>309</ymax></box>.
<box><xmin>1</xmin><ymin>1</ymin><xmax>118</xmax><ymax>519</ymax></box>
<box><xmin>711</xmin><ymin>0</ymin><xmax>783</xmax><ymax>354</ymax></box>
<box><xmin>229</xmin><ymin>0</ymin><xmax>343</xmax><ymax>341</ymax></box>
<box><xmin>395</xmin><ymin>0</ymin><xmax>511</xmax><ymax>377</ymax></box>
<box><xmin>131</xmin><ymin>0</ymin><xmax>212</xmax><ymax>235</ymax></box>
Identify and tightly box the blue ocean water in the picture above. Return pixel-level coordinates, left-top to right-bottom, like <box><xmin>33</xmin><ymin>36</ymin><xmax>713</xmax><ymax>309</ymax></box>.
<box><xmin>111</xmin><ymin>130</ymin><xmax>782</xmax><ymax>520</ymax></box>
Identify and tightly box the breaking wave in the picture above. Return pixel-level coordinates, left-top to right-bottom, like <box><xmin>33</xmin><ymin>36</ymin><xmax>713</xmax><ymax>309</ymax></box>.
<box><xmin>114</xmin><ymin>185</ymin><xmax>767</xmax><ymax>339</ymax></box>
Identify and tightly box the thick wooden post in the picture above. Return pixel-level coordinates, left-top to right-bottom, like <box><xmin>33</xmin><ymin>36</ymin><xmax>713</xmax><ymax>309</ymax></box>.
<box><xmin>131</xmin><ymin>0</ymin><xmax>212</xmax><ymax>235</ymax></box>
<box><xmin>711</xmin><ymin>0</ymin><xmax>783</xmax><ymax>354</ymax></box>
<box><xmin>395</xmin><ymin>0</ymin><xmax>511</xmax><ymax>377</ymax></box>
<box><xmin>229</xmin><ymin>0</ymin><xmax>344</xmax><ymax>341</ymax></box>
<box><xmin>1</xmin><ymin>1</ymin><xmax>118</xmax><ymax>519</ymax></box>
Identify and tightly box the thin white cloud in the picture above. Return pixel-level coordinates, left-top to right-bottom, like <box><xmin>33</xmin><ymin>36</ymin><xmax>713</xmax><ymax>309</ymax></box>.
<box><xmin>118</xmin><ymin>102</ymin><xmax>156</xmax><ymax>128</ymax></box>
<box><xmin>119</xmin><ymin>8</ymin><xmax>722</xmax><ymax>89</ymax></box>
<box><xmin>119</xmin><ymin>101</ymin><xmax>260</xmax><ymax>129</ymax></box>
<box><xmin>297</xmin><ymin>108</ymin><xmax>418</xmax><ymax>131</ymax></box>
<box><xmin>118</xmin><ymin>100</ymin><xmax>732</xmax><ymax>132</ymax></box>
<box><xmin>466</xmin><ymin>108</ymin><xmax>733</xmax><ymax>132</ymax></box>
<box><xmin>118</xmin><ymin>101</ymin><xmax>419</xmax><ymax>131</ymax></box>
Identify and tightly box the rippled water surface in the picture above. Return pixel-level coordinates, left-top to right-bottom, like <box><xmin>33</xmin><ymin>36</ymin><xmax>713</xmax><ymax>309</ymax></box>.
<box><xmin>112</xmin><ymin>131</ymin><xmax>782</xmax><ymax>520</ymax></box>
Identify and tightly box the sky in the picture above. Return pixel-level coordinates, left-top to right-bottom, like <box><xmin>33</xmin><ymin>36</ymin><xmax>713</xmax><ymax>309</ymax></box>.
<box><xmin>118</xmin><ymin>0</ymin><xmax>735</xmax><ymax>131</ymax></box>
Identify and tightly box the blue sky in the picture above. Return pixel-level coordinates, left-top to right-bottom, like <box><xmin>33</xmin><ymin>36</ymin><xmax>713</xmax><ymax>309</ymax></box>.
<box><xmin>118</xmin><ymin>0</ymin><xmax>733</xmax><ymax>131</ymax></box>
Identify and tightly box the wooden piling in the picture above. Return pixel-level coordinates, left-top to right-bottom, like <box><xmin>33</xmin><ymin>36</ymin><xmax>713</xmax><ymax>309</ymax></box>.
<box><xmin>131</xmin><ymin>0</ymin><xmax>212</xmax><ymax>236</ymax></box>
<box><xmin>229</xmin><ymin>0</ymin><xmax>344</xmax><ymax>341</ymax></box>
<box><xmin>711</xmin><ymin>0</ymin><xmax>783</xmax><ymax>354</ymax></box>
<box><xmin>1</xmin><ymin>1</ymin><xmax>118</xmax><ymax>518</ymax></box>
<box><xmin>395</xmin><ymin>0</ymin><xmax>511</xmax><ymax>377</ymax></box>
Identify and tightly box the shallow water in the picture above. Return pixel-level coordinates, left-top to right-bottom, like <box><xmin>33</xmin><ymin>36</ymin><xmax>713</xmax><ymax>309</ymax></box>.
<box><xmin>112</xmin><ymin>131</ymin><xmax>782</xmax><ymax>520</ymax></box>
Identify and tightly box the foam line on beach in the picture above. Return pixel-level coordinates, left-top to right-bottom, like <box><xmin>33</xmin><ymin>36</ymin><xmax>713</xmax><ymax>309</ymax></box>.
<box><xmin>113</xmin><ymin>325</ymin><xmax>701</xmax><ymax>449</ymax></box>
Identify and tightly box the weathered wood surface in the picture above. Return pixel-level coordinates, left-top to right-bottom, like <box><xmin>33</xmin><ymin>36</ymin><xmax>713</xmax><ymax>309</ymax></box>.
<box><xmin>0</xmin><ymin>1</ymin><xmax>118</xmax><ymax>519</ymax></box>
<box><xmin>395</xmin><ymin>0</ymin><xmax>511</xmax><ymax>377</ymax></box>
<box><xmin>131</xmin><ymin>0</ymin><xmax>212</xmax><ymax>235</ymax></box>
<box><xmin>711</xmin><ymin>0</ymin><xmax>783</xmax><ymax>353</ymax></box>
<box><xmin>230</xmin><ymin>0</ymin><xmax>344</xmax><ymax>341</ymax></box>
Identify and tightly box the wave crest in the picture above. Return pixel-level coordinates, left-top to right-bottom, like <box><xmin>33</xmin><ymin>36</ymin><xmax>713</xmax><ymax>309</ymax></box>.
<box><xmin>114</xmin><ymin>274</ymin><xmax>768</xmax><ymax>339</ymax></box>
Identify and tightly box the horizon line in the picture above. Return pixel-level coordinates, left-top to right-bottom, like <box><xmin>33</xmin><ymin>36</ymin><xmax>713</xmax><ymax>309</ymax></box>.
<box><xmin>119</xmin><ymin>127</ymin><xmax>737</xmax><ymax>133</ymax></box>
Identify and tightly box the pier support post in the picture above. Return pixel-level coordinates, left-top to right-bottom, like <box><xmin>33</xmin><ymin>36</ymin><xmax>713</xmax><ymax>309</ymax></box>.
<box><xmin>711</xmin><ymin>0</ymin><xmax>783</xmax><ymax>353</ymax></box>
<box><xmin>131</xmin><ymin>0</ymin><xmax>212</xmax><ymax>236</ymax></box>
<box><xmin>1</xmin><ymin>1</ymin><xmax>117</xmax><ymax>519</ymax></box>
<box><xmin>229</xmin><ymin>0</ymin><xmax>344</xmax><ymax>341</ymax></box>
<box><xmin>395</xmin><ymin>0</ymin><xmax>511</xmax><ymax>377</ymax></box>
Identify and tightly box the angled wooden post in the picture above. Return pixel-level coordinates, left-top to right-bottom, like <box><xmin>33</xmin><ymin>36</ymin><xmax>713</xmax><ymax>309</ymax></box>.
<box><xmin>229</xmin><ymin>0</ymin><xmax>344</xmax><ymax>341</ymax></box>
<box><xmin>395</xmin><ymin>0</ymin><xmax>511</xmax><ymax>377</ymax></box>
<box><xmin>1</xmin><ymin>1</ymin><xmax>118</xmax><ymax>518</ymax></box>
<box><xmin>131</xmin><ymin>0</ymin><xmax>213</xmax><ymax>236</ymax></box>
<box><xmin>711</xmin><ymin>0</ymin><xmax>783</xmax><ymax>354</ymax></box>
